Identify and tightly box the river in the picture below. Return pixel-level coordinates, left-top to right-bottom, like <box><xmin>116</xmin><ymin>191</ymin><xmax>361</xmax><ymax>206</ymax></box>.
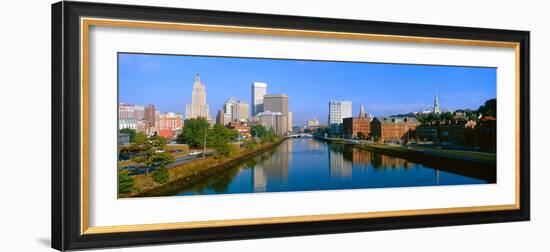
<box><xmin>175</xmin><ymin>138</ymin><xmax>491</xmax><ymax>196</ymax></box>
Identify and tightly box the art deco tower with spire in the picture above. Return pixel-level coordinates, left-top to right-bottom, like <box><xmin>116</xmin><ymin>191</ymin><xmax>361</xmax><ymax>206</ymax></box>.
<box><xmin>433</xmin><ymin>90</ymin><xmax>440</xmax><ymax>114</ymax></box>
<box><xmin>185</xmin><ymin>74</ymin><xmax>210</xmax><ymax>120</ymax></box>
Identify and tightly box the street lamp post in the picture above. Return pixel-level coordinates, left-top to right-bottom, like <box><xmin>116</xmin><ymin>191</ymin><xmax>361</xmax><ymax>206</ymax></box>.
<box><xmin>203</xmin><ymin>128</ymin><xmax>207</xmax><ymax>160</ymax></box>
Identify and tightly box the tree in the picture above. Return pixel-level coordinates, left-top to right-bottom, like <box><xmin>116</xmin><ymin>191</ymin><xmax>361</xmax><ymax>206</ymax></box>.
<box><xmin>119</xmin><ymin>128</ymin><xmax>137</xmax><ymax>142</ymax></box>
<box><xmin>243</xmin><ymin>139</ymin><xmax>257</xmax><ymax>151</ymax></box>
<box><xmin>177</xmin><ymin>118</ymin><xmax>210</xmax><ymax>148</ymax></box>
<box><xmin>357</xmin><ymin>132</ymin><xmax>366</xmax><ymax>140</ymax></box>
<box><xmin>250</xmin><ymin>125</ymin><xmax>267</xmax><ymax>138</ymax></box>
<box><xmin>208</xmin><ymin>124</ymin><xmax>238</xmax><ymax>157</ymax></box>
<box><xmin>478</xmin><ymin>98</ymin><xmax>497</xmax><ymax>118</ymax></box>
<box><xmin>151</xmin><ymin>152</ymin><xmax>174</xmax><ymax>183</ymax></box>
<box><xmin>266</xmin><ymin>128</ymin><xmax>277</xmax><ymax>143</ymax></box>
<box><xmin>130</xmin><ymin>135</ymin><xmax>173</xmax><ymax>174</ymax></box>
<box><xmin>440</xmin><ymin>111</ymin><xmax>454</xmax><ymax>121</ymax></box>
<box><xmin>118</xmin><ymin>170</ymin><xmax>134</xmax><ymax>194</ymax></box>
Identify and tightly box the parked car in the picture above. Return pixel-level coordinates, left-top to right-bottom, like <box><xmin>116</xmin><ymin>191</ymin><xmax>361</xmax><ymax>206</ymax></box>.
<box><xmin>119</xmin><ymin>165</ymin><xmax>137</xmax><ymax>172</ymax></box>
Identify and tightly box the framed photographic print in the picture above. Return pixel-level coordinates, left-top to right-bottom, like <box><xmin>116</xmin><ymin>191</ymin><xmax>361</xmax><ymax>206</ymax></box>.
<box><xmin>52</xmin><ymin>1</ymin><xmax>530</xmax><ymax>250</ymax></box>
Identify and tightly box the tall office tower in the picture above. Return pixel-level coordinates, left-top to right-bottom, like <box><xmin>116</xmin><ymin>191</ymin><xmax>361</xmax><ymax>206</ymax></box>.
<box><xmin>144</xmin><ymin>104</ymin><xmax>156</xmax><ymax>123</ymax></box>
<box><xmin>263</xmin><ymin>94</ymin><xmax>289</xmax><ymax>134</ymax></box>
<box><xmin>231</xmin><ymin>100</ymin><xmax>250</xmax><ymax>122</ymax></box>
<box><xmin>223</xmin><ymin>97</ymin><xmax>237</xmax><ymax>122</ymax></box>
<box><xmin>287</xmin><ymin>111</ymin><xmax>293</xmax><ymax>133</ymax></box>
<box><xmin>251</xmin><ymin>82</ymin><xmax>267</xmax><ymax>116</ymax></box>
<box><xmin>185</xmin><ymin>74</ymin><xmax>210</xmax><ymax>120</ymax></box>
<box><xmin>216</xmin><ymin>110</ymin><xmax>225</xmax><ymax>125</ymax></box>
<box><xmin>263</xmin><ymin>94</ymin><xmax>288</xmax><ymax>115</ymax></box>
<box><xmin>328</xmin><ymin>101</ymin><xmax>352</xmax><ymax>135</ymax></box>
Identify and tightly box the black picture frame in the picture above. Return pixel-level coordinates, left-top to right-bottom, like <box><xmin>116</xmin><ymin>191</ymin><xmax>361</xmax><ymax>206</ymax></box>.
<box><xmin>52</xmin><ymin>1</ymin><xmax>530</xmax><ymax>251</ymax></box>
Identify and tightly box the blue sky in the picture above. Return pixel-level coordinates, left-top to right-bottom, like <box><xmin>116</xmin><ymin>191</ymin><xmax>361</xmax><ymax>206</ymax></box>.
<box><xmin>119</xmin><ymin>53</ymin><xmax>496</xmax><ymax>126</ymax></box>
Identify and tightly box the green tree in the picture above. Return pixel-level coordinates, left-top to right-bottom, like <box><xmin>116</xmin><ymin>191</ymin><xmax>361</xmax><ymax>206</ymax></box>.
<box><xmin>440</xmin><ymin>111</ymin><xmax>454</xmax><ymax>121</ymax></box>
<box><xmin>478</xmin><ymin>98</ymin><xmax>497</xmax><ymax>118</ymax></box>
<box><xmin>152</xmin><ymin>168</ymin><xmax>169</xmax><ymax>183</ymax></box>
<box><xmin>118</xmin><ymin>170</ymin><xmax>134</xmax><ymax>194</ymax></box>
<box><xmin>130</xmin><ymin>135</ymin><xmax>173</xmax><ymax>174</ymax></box>
<box><xmin>151</xmin><ymin>152</ymin><xmax>174</xmax><ymax>183</ymax></box>
<box><xmin>267</xmin><ymin>128</ymin><xmax>277</xmax><ymax>143</ymax></box>
<box><xmin>177</xmin><ymin>118</ymin><xmax>210</xmax><ymax>148</ymax></box>
<box><xmin>119</xmin><ymin>128</ymin><xmax>137</xmax><ymax>142</ymax></box>
<box><xmin>243</xmin><ymin>139</ymin><xmax>257</xmax><ymax>151</ymax></box>
<box><xmin>209</xmin><ymin>124</ymin><xmax>238</xmax><ymax>157</ymax></box>
<box><xmin>357</xmin><ymin>132</ymin><xmax>366</xmax><ymax>140</ymax></box>
<box><xmin>250</xmin><ymin>125</ymin><xmax>267</xmax><ymax>138</ymax></box>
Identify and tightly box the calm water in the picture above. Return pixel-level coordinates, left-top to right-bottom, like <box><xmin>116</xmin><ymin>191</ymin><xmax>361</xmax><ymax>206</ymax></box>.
<box><xmin>176</xmin><ymin>138</ymin><xmax>489</xmax><ymax>196</ymax></box>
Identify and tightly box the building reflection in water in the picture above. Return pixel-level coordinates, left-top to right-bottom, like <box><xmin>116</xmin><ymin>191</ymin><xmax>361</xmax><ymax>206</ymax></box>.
<box><xmin>307</xmin><ymin>138</ymin><xmax>320</xmax><ymax>151</ymax></box>
<box><xmin>252</xmin><ymin>140</ymin><xmax>292</xmax><ymax>192</ymax></box>
<box><xmin>328</xmin><ymin>144</ymin><xmax>353</xmax><ymax>178</ymax></box>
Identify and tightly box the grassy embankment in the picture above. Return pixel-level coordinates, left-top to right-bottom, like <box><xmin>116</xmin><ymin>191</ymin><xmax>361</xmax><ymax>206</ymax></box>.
<box><xmin>356</xmin><ymin>142</ymin><xmax>495</xmax><ymax>165</ymax></box>
<box><xmin>120</xmin><ymin>138</ymin><xmax>285</xmax><ymax>198</ymax></box>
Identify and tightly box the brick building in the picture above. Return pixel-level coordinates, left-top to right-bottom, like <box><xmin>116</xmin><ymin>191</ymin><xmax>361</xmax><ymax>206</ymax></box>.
<box><xmin>370</xmin><ymin>117</ymin><xmax>420</xmax><ymax>142</ymax></box>
<box><xmin>342</xmin><ymin>104</ymin><xmax>371</xmax><ymax>139</ymax></box>
<box><xmin>227</xmin><ymin>121</ymin><xmax>251</xmax><ymax>139</ymax></box>
<box><xmin>157</xmin><ymin>112</ymin><xmax>183</xmax><ymax>139</ymax></box>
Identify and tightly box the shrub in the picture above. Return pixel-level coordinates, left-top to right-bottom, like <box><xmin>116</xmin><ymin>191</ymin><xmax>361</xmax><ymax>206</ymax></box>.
<box><xmin>152</xmin><ymin>167</ymin><xmax>169</xmax><ymax>183</ymax></box>
<box><xmin>118</xmin><ymin>170</ymin><xmax>134</xmax><ymax>194</ymax></box>
<box><xmin>244</xmin><ymin>139</ymin><xmax>257</xmax><ymax>151</ymax></box>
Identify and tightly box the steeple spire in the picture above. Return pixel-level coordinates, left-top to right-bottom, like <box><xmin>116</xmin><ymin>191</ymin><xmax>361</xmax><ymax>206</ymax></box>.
<box><xmin>359</xmin><ymin>104</ymin><xmax>366</xmax><ymax>118</ymax></box>
<box><xmin>433</xmin><ymin>89</ymin><xmax>440</xmax><ymax>114</ymax></box>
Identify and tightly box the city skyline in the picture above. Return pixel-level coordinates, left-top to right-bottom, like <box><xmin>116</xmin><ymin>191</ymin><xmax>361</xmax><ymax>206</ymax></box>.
<box><xmin>119</xmin><ymin>53</ymin><xmax>496</xmax><ymax>126</ymax></box>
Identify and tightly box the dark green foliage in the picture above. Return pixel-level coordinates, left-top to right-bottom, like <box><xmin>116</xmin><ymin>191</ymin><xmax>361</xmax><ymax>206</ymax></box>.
<box><xmin>152</xmin><ymin>167</ymin><xmax>169</xmax><ymax>183</ymax></box>
<box><xmin>250</xmin><ymin>125</ymin><xmax>267</xmax><ymax>138</ymax></box>
<box><xmin>250</xmin><ymin>125</ymin><xmax>277</xmax><ymax>143</ymax></box>
<box><xmin>118</xmin><ymin>170</ymin><xmax>134</xmax><ymax>194</ymax></box>
<box><xmin>243</xmin><ymin>139</ymin><xmax>257</xmax><ymax>150</ymax></box>
<box><xmin>478</xmin><ymin>98</ymin><xmax>497</xmax><ymax>117</ymax></box>
<box><xmin>177</xmin><ymin>118</ymin><xmax>210</xmax><ymax>148</ymax></box>
<box><xmin>130</xmin><ymin>134</ymin><xmax>174</xmax><ymax>174</ymax></box>
<box><xmin>119</xmin><ymin>128</ymin><xmax>137</xmax><ymax>142</ymax></box>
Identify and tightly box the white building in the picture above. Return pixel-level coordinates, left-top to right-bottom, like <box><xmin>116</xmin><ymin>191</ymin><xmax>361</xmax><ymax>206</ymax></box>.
<box><xmin>185</xmin><ymin>74</ymin><xmax>210</xmax><ymax>120</ymax></box>
<box><xmin>287</xmin><ymin>111</ymin><xmax>293</xmax><ymax>133</ymax></box>
<box><xmin>328</xmin><ymin>101</ymin><xmax>352</xmax><ymax>135</ymax></box>
<box><xmin>307</xmin><ymin>118</ymin><xmax>319</xmax><ymax>131</ymax></box>
<box><xmin>231</xmin><ymin>100</ymin><xmax>250</xmax><ymax>122</ymax></box>
<box><xmin>251</xmin><ymin>82</ymin><xmax>267</xmax><ymax>116</ymax></box>
<box><xmin>251</xmin><ymin>111</ymin><xmax>287</xmax><ymax>136</ymax></box>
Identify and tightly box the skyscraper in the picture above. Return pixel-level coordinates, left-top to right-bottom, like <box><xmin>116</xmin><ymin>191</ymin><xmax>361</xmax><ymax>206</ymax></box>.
<box><xmin>223</xmin><ymin>97</ymin><xmax>237</xmax><ymax>121</ymax></box>
<box><xmin>433</xmin><ymin>90</ymin><xmax>440</xmax><ymax>114</ymax></box>
<box><xmin>328</xmin><ymin>101</ymin><xmax>352</xmax><ymax>135</ymax></box>
<box><xmin>264</xmin><ymin>94</ymin><xmax>288</xmax><ymax>115</ymax></box>
<box><xmin>216</xmin><ymin>110</ymin><xmax>225</xmax><ymax>125</ymax></box>
<box><xmin>231</xmin><ymin>100</ymin><xmax>250</xmax><ymax>122</ymax></box>
<box><xmin>251</xmin><ymin>82</ymin><xmax>267</xmax><ymax>116</ymax></box>
<box><xmin>264</xmin><ymin>94</ymin><xmax>289</xmax><ymax>134</ymax></box>
<box><xmin>185</xmin><ymin>74</ymin><xmax>210</xmax><ymax>120</ymax></box>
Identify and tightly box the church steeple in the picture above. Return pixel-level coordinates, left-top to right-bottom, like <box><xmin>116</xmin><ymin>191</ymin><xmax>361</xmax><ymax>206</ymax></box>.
<box><xmin>359</xmin><ymin>104</ymin><xmax>366</xmax><ymax>118</ymax></box>
<box><xmin>433</xmin><ymin>90</ymin><xmax>440</xmax><ymax>114</ymax></box>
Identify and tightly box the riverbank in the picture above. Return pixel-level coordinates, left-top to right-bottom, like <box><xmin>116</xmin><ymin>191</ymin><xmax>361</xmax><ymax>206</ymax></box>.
<box><xmin>316</xmin><ymin>136</ymin><xmax>496</xmax><ymax>182</ymax></box>
<box><xmin>122</xmin><ymin>138</ymin><xmax>285</xmax><ymax>198</ymax></box>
